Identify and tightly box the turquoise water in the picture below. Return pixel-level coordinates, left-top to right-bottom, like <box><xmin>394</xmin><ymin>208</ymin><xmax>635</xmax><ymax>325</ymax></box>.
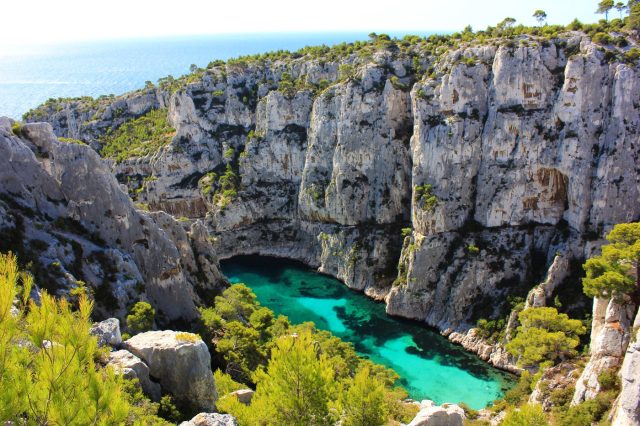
<box><xmin>0</xmin><ymin>32</ymin><xmax>437</xmax><ymax>120</ymax></box>
<box><xmin>221</xmin><ymin>256</ymin><xmax>514</xmax><ymax>409</ymax></box>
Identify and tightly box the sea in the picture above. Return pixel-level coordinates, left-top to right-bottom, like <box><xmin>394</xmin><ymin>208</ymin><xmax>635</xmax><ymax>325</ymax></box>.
<box><xmin>0</xmin><ymin>32</ymin><xmax>435</xmax><ymax>120</ymax></box>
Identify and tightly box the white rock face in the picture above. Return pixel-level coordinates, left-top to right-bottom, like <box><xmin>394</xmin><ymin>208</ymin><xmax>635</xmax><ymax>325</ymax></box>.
<box><xmin>0</xmin><ymin>119</ymin><xmax>225</xmax><ymax>322</ymax></box>
<box><xmin>21</xmin><ymin>35</ymin><xmax>640</xmax><ymax>371</ymax></box>
<box><xmin>408</xmin><ymin>400</ymin><xmax>466</xmax><ymax>426</ymax></box>
<box><xmin>107</xmin><ymin>349</ymin><xmax>161</xmax><ymax>401</ymax></box>
<box><xmin>179</xmin><ymin>413</ymin><xmax>237</xmax><ymax>426</ymax></box>
<box><xmin>572</xmin><ymin>298</ymin><xmax>636</xmax><ymax>404</ymax></box>
<box><xmin>611</xmin><ymin>312</ymin><xmax>640</xmax><ymax>426</ymax></box>
<box><xmin>122</xmin><ymin>330</ymin><xmax>217</xmax><ymax>411</ymax></box>
<box><xmin>90</xmin><ymin>318</ymin><xmax>122</xmax><ymax>347</ymax></box>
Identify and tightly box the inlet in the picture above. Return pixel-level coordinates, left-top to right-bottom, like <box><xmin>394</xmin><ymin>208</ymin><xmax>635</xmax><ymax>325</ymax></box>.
<box><xmin>220</xmin><ymin>255</ymin><xmax>515</xmax><ymax>409</ymax></box>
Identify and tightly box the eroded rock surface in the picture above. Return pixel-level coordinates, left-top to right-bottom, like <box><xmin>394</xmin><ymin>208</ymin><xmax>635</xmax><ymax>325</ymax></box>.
<box><xmin>22</xmin><ymin>34</ymin><xmax>640</xmax><ymax>364</ymax></box>
<box><xmin>122</xmin><ymin>330</ymin><xmax>217</xmax><ymax>411</ymax></box>
<box><xmin>0</xmin><ymin>118</ymin><xmax>225</xmax><ymax>321</ymax></box>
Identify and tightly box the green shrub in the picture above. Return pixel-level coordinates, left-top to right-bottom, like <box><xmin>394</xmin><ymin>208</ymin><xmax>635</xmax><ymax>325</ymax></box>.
<box><xmin>597</xmin><ymin>368</ymin><xmax>620</xmax><ymax>391</ymax></box>
<box><xmin>0</xmin><ymin>252</ymin><xmax>133</xmax><ymax>423</ymax></box>
<box><xmin>502</xmin><ymin>404</ymin><xmax>547</xmax><ymax>426</ymax></box>
<box><xmin>126</xmin><ymin>301</ymin><xmax>156</xmax><ymax>334</ymax></box>
<box><xmin>506</xmin><ymin>307</ymin><xmax>586</xmax><ymax>368</ymax></box>
<box><xmin>100</xmin><ymin>109</ymin><xmax>175</xmax><ymax>163</ymax></box>
<box><xmin>414</xmin><ymin>184</ymin><xmax>438</xmax><ymax>211</ymax></box>
<box><xmin>592</xmin><ymin>32</ymin><xmax>612</xmax><ymax>45</ymax></box>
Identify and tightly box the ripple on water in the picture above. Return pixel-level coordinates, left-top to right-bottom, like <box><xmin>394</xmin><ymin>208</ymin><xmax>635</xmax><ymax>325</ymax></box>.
<box><xmin>222</xmin><ymin>255</ymin><xmax>515</xmax><ymax>409</ymax></box>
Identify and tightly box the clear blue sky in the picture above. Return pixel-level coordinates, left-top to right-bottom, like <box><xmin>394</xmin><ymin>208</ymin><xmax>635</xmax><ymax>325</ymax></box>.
<box><xmin>0</xmin><ymin>0</ymin><xmax>607</xmax><ymax>47</ymax></box>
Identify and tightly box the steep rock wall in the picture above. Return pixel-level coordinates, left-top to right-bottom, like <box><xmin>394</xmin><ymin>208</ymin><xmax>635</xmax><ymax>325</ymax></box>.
<box><xmin>25</xmin><ymin>35</ymin><xmax>640</xmax><ymax>335</ymax></box>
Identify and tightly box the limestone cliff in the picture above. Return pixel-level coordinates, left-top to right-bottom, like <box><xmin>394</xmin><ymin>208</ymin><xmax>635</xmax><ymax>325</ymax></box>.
<box><xmin>0</xmin><ymin>118</ymin><xmax>225</xmax><ymax>322</ymax></box>
<box><xmin>23</xmin><ymin>33</ymin><xmax>640</xmax><ymax>349</ymax></box>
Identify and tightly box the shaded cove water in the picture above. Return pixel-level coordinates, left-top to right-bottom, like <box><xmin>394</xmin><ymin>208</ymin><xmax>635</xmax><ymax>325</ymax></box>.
<box><xmin>221</xmin><ymin>256</ymin><xmax>515</xmax><ymax>409</ymax></box>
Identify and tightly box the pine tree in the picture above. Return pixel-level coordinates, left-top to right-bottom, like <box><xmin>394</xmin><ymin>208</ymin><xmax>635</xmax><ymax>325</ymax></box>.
<box><xmin>341</xmin><ymin>366</ymin><xmax>388</xmax><ymax>426</ymax></box>
<box><xmin>250</xmin><ymin>331</ymin><xmax>336</xmax><ymax>426</ymax></box>
<box><xmin>582</xmin><ymin>222</ymin><xmax>640</xmax><ymax>302</ymax></box>
<box><xmin>0</xmin><ymin>252</ymin><xmax>131</xmax><ymax>423</ymax></box>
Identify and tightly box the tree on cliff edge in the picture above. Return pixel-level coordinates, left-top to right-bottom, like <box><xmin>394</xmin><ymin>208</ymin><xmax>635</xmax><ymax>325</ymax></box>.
<box><xmin>533</xmin><ymin>10</ymin><xmax>547</xmax><ymax>26</ymax></box>
<box><xmin>582</xmin><ymin>222</ymin><xmax>640</xmax><ymax>302</ymax></box>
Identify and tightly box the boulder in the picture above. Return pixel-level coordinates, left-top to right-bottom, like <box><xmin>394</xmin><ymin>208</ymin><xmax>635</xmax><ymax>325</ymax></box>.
<box><xmin>90</xmin><ymin>318</ymin><xmax>122</xmax><ymax>347</ymax></box>
<box><xmin>122</xmin><ymin>330</ymin><xmax>217</xmax><ymax>411</ymax></box>
<box><xmin>408</xmin><ymin>400</ymin><xmax>466</xmax><ymax>426</ymax></box>
<box><xmin>108</xmin><ymin>349</ymin><xmax>161</xmax><ymax>401</ymax></box>
<box><xmin>179</xmin><ymin>413</ymin><xmax>237</xmax><ymax>426</ymax></box>
<box><xmin>229</xmin><ymin>389</ymin><xmax>254</xmax><ymax>405</ymax></box>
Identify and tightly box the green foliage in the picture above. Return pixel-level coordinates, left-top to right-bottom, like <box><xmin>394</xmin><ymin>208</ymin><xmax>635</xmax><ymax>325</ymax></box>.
<box><xmin>126</xmin><ymin>301</ymin><xmax>156</xmax><ymax>334</ymax></box>
<box><xmin>502</xmin><ymin>404</ymin><xmax>548</xmax><ymax>426</ymax></box>
<box><xmin>555</xmin><ymin>390</ymin><xmax>616</xmax><ymax>426</ymax></box>
<box><xmin>414</xmin><ymin>184</ymin><xmax>438</xmax><ymax>211</ymax></box>
<box><xmin>597</xmin><ymin>0</ymin><xmax>615</xmax><ymax>21</ymax></box>
<box><xmin>157</xmin><ymin>395</ymin><xmax>182</xmax><ymax>423</ymax></box>
<box><xmin>476</xmin><ymin>318</ymin><xmax>505</xmax><ymax>342</ymax></box>
<box><xmin>339</xmin><ymin>366</ymin><xmax>388</xmax><ymax>426</ymax></box>
<box><xmin>252</xmin><ymin>331</ymin><xmax>336</xmax><ymax>425</ymax></box>
<box><xmin>338</xmin><ymin>64</ymin><xmax>356</xmax><ymax>81</ymax></box>
<box><xmin>597</xmin><ymin>368</ymin><xmax>620</xmax><ymax>391</ymax></box>
<box><xmin>533</xmin><ymin>10</ymin><xmax>547</xmax><ymax>26</ymax></box>
<box><xmin>467</xmin><ymin>244</ymin><xmax>480</xmax><ymax>255</ymax></box>
<box><xmin>58</xmin><ymin>137</ymin><xmax>87</xmax><ymax>146</ymax></box>
<box><xmin>121</xmin><ymin>378</ymin><xmax>172</xmax><ymax>425</ymax></box>
<box><xmin>583</xmin><ymin>222</ymin><xmax>640</xmax><ymax>301</ymax></box>
<box><xmin>213</xmin><ymin>369</ymin><xmax>246</xmax><ymax>396</ymax></box>
<box><xmin>206</xmin><ymin>284</ymin><xmax>410</xmax><ymax>425</ymax></box>
<box><xmin>0</xmin><ymin>252</ymin><xmax>131</xmax><ymax>423</ymax></box>
<box><xmin>11</xmin><ymin>122</ymin><xmax>23</xmax><ymax>137</ymax></box>
<box><xmin>100</xmin><ymin>109</ymin><xmax>175</xmax><ymax>163</ymax></box>
<box><xmin>223</xmin><ymin>147</ymin><xmax>235</xmax><ymax>159</ymax></box>
<box><xmin>401</xmin><ymin>227</ymin><xmax>412</xmax><ymax>238</ymax></box>
<box><xmin>506</xmin><ymin>307</ymin><xmax>586</xmax><ymax>368</ymax></box>
<box><xmin>503</xmin><ymin>371</ymin><xmax>534</xmax><ymax>405</ymax></box>
<box><xmin>199</xmin><ymin>284</ymin><xmax>288</xmax><ymax>383</ymax></box>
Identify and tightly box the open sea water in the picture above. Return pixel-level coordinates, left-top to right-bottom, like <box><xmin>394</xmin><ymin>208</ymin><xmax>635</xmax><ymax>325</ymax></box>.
<box><xmin>0</xmin><ymin>32</ymin><xmax>431</xmax><ymax>119</ymax></box>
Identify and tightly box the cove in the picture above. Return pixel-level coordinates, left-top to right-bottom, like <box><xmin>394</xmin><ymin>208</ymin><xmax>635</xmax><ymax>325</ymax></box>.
<box><xmin>220</xmin><ymin>256</ymin><xmax>515</xmax><ymax>409</ymax></box>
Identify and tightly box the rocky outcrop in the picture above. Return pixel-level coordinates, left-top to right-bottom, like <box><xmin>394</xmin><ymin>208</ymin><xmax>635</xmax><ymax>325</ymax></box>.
<box><xmin>408</xmin><ymin>400</ymin><xmax>465</xmax><ymax>426</ymax></box>
<box><xmin>611</xmin><ymin>311</ymin><xmax>640</xmax><ymax>425</ymax></box>
<box><xmin>23</xmin><ymin>34</ymin><xmax>640</xmax><ymax>357</ymax></box>
<box><xmin>229</xmin><ymin>389</ymin><xmax>254</xmax><ymax>405</ymax></box>
<box><xmin>572</xmin><ymin>297</ymin><xmax>636</xmax><ymax>404</ymax></box>
<box><xmin>529</xmin><ymin>361</ymin><xmax>580</xmax><ymax>410</ymax></box>
<box><xmin>180</xmin><ymin>413</ymin><xmax>237</xmax><ymax>426</ymax></box>
<box><xmin>0</xmin><ymin>118</ymin><xmax>225</xmax><ymax>321</ymax></box>
<box><xmin>122</xmin><ymin>330</ymin><xmax>217</xmax><ymax>412</ymax></box>
<box><xmin>107</xmin><ymin>349</ymin><xmax>162</xmax><ymax>401</ymax></box>
<box><xmin>90</xmin><ymin>318</ymin><xmax>122</xmax><ymax>347</ymax></box>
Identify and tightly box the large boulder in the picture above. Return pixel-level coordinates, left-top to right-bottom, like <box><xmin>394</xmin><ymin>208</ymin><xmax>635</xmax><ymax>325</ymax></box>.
<box><xmin>122</xmin><ymin>330</ymin><xmax>217</xmax><ymax>411</ymax></box>
<box><xmin>179</xmin><ymin>413</ymin><xmax>237</xmax><ymax>426</ymax></box>
<box><xmin>408</xmin><ymin>400</ymin><xmax>466</xmax><ymax>426</ymax></box>
<box><xmin>108</xmin><ymin>349</ymin><xmax>161</xmax><ymax>401</ymax></box>
<box><xmin>90</xmin><ymin>318</ymin><xmax>122</xmax><ymax>347</ymax></box>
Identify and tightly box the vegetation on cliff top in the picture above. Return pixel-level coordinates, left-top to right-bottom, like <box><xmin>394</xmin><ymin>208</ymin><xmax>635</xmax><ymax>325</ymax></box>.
<box><xmin>99</xmin><ymin>108</ymin><xmax>175</xmax><ymax>162</ymax></box>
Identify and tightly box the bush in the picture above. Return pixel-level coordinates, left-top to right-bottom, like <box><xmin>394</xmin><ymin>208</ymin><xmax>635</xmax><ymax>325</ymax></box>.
<box><xmin>127</xmin><ymin>301</ymin><xmax>156</xmax><ymax>334</ymax></box>
<box><xmin>0</xmin><ymin>252</ymin><xmax>132</xmax><ymax>423</ymax></box>
<box><xmin>506</xmin><ymin>307</ymin><xmax>586</xmax><ymax>368</ymax></box>
<box><xmin>597</xmin><ymin>368</ymin><xmax>620</xmax><ymax>391</ymax></box>
<box><xmin>502</xmin><ymin>404</ymin><xmax>548</xmax><ymax>426</ymax></box>
<box><xmin>100</xmin><ymin>109</ymin><xmax>175</xmax><ymax>163</ymax></box>
<box><xmin>592</xmin><ymin>32</ymin><xmax>612</xmax><ymax>45</ymax></box>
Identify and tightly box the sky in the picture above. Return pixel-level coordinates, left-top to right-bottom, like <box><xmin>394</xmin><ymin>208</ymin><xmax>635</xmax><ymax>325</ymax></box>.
<box><xmin>0</xmin><ymin>0</ymin><xmax>606</xmax><ymax>47</ymax></box>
